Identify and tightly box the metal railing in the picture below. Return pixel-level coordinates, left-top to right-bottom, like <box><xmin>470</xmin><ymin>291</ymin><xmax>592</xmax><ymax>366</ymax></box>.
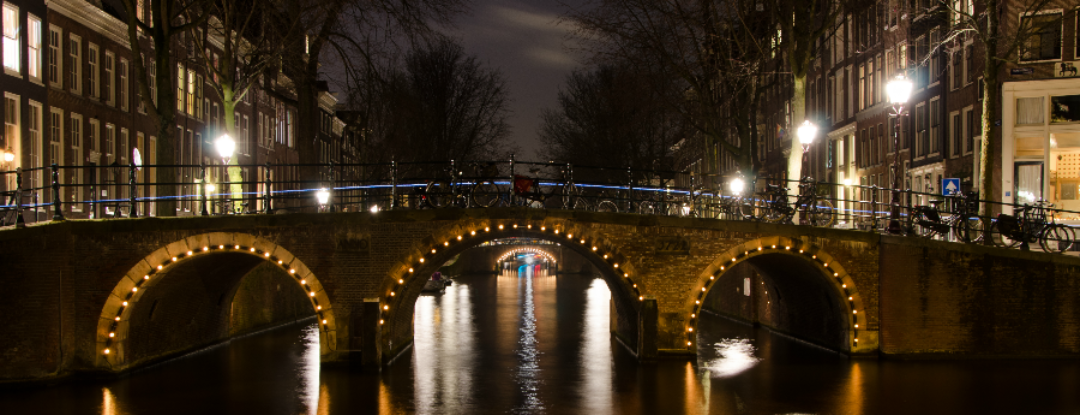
<box><xmin>1</xmin><ymin>159</ymin><xmax>1075</xmax><ymax>254</ymax></box>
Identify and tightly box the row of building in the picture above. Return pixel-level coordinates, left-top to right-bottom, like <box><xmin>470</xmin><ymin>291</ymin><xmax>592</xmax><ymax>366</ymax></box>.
<box><xmin>691</xmin><ymin>1</ymin><xmax>1080</xmax><ymax>222</ymax></box>
<box><xmin>1</xmin><ymin>0</ymin><xmax>361</xmax><ymax>220</ymax></box>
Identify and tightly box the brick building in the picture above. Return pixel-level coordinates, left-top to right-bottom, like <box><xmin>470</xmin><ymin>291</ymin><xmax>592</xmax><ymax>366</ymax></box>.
<box><xmin>2</xmin><ymin>0</ymin><xmax>358</xmax><ymax>220</ymax></box>
<box><xmin>688</xmin><ymin>1</ymin><xmax>1080</xmax><ymax>224</ymax></box>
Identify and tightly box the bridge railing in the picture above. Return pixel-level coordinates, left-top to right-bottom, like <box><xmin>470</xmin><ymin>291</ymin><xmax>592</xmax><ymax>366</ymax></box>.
<box><xmin>1</xmin><ymin>161</ymin><xmax>1076</xmax><ymax>252</ymax></box>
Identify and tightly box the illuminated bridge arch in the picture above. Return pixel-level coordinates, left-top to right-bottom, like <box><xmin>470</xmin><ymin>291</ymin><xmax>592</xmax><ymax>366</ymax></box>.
<box><xmin>685</xmin><ymin>236</ymin><xmax>863</xmax><ymax>352</ymax></box>
<box><xmin>376</xmin><ymin>219</ymin><xmax>647</xmax><ymax>359</ymax></box>
<box><xmin>94</xmin><ymin>232</ymin><xmax>338</xmax><ymax>368</ymax></box>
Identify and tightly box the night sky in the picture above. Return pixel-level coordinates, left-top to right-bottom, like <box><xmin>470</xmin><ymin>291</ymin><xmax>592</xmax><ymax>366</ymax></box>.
<box><xmin>448</xmin><ymin>0</ymin><xmax>586</xmax><ymax>158</ymax></box>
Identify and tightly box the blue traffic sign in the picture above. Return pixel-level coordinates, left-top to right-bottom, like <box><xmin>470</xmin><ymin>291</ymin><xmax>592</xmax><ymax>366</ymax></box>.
<box><xmin>942</xmin><ymin>178</ymin><xmax>961</xmax><ymax>196</ymax></box>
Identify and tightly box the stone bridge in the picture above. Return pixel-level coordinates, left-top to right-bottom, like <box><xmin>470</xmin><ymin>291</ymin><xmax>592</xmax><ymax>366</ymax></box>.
<box><xmin>2</xmin><ymin>208</ymin><xmax>1079</xmax><ymax>382</ymax></box>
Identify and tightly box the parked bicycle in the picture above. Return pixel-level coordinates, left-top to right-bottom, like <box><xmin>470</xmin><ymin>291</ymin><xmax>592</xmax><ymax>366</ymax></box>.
<box><xmin>990</xmin><ymin>200</ymin><xmax>1075</xmax><ymax>253</ymax></box>
<box><xmin>424</xmin><ymin>161</ymin><xmax>500</xmax><ymax>208</ymax></box>
<box><xmin>760</xmin><ymin>177</ymin><xmax>834</xmax><ymax>227</ymax></box>
<box><xmin>512</xmin><ymin>164</ymin><xmax>588</xmax><ymax>210</ymax></box>
<box><xmin>908</xmin><ymin>191</ymin><xmax>985</xmax><ymax>243</ymax></box>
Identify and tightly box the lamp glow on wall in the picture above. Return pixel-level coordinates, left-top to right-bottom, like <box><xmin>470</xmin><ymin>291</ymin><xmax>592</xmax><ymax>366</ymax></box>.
<box><xmin>2</xmin><ymin>149</ymin><xmax>13</xmax><ymax>162</ymax></box>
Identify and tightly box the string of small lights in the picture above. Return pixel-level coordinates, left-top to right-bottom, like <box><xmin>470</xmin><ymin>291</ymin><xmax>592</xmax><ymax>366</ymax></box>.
<box><xmin>100</xmin><ymin>240</ymin><xmax>333</xmax><ymax>358</ymax></box>
<box><xmin>684</xmin><ymin>239</ymin><xmax>861</xmax><ymax>349</ymax></box>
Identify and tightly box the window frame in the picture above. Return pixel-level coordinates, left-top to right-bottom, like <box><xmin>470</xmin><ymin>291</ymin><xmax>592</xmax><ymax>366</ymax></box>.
<box><xmin>104</xmin><ymin>50</ymin><xmax>114</xmax><ymax>106</ymax></box>
<box><xmin>47</xmin><ymin>25</ymin><xmax>61</xmax><ymax>88</ymax></box>
<box><xmin>68</xmin><ymin>34</ymin><xmax>81</xmax><ymax>94</ymax></box>
<box><xmin>3</xmin><ymin>3</ymin><xmax>20</xmax><ymax>75</ymax></box>
<box><xmin>69</xmin><ymin>113</ymin><xmax>82</xmax><ymax>211</ymax></box>
<box><xmin>1018</xmin><ymin>10</ymin><xmax>1064</xmax><ymax>63</ymax></box>
<box><xmin>27</xmin><ymin>14</ymin><xmax>41</xmax><ymax>82</ymax></box>
<box><xmin>87</xmin><ymin>43</ymin><xmax>99</xmax><ymax>99</ymax></box>
<box><xmin>119</xmin><ymin>58</ymin><xmax>128</xmax><ymax>111</ymax></box>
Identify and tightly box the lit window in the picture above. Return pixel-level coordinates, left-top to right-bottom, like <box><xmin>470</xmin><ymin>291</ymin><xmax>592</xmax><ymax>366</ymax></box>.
<box><xmin>3</xmin><ymin>4</ymin><xmax>20</xmax><ymax>73</ymax></box>
<box><xmin>28</xmin><ymin>15</ymin><xmax>40</xmax><ymax>80</ymax></box>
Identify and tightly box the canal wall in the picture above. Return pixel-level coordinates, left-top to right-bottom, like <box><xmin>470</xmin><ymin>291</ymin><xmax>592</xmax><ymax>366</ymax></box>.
<box><xmin>229</xmin><ymin>262</ymin><xmax>317</xmax><ymax>336</ymax></box>
<box><xmin>879</xmin><ymin>239</ymin><xmax>1080</xmax><ymax>357</ymax></box>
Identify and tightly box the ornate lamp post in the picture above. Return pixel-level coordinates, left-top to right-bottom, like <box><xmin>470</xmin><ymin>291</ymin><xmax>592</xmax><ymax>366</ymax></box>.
<box><xmin>886</xmin><ymin>75</ymin><xmax>913</xmax><ymax>234</ymax></box>
<box><xmin>214</xmin><ymin>134</ymin><xmax>235</xmax><ymax>213</ymax></box>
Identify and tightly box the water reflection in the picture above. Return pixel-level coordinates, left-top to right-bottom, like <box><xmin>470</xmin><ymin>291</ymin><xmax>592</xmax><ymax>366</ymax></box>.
<box><xmin>580</xmin><ymin>278</ymin><xmax>612</xmax><ymax>414</ymax></box>
<box><xmin>299</xmin><ymin>324</ymin><xmax>321</xmax><ymax>415</ymax></box>
<box><xmin>5</xmin><ymin>272</ymin><xmax>1080</xmax><ymax>414</ymax></box>
<box><xmin>413</xmin><ymin>282</ymin><xmax>475</xmax><ymax>413</ymax></box>
<box><xmin>514</xmin><ymin>266</ymin><xmax>543</xmax><ymax>413</ymax></box>
<box><xmin>703</xmin><ymin>338</ymin><xmax>760</xmax><ymax>378</ymax></box>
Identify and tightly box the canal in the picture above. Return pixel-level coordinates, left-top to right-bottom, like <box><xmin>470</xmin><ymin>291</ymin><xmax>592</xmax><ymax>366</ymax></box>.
<box><xmin>2</xmin><ymin>269</ymin><xmax>1079</xmax><ymax>414</ymax></box>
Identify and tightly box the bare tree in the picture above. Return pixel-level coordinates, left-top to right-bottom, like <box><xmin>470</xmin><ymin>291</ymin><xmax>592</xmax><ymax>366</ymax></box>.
<box><xmin>538</xmin><ymin>64</ymin><xmax>687</xmax><ymax>173</ymax></box>
<box><xmin>352</xmin><ymin>38</ymin><xmax>513</xmax><ymax>170</ymax></box>
<box><xmin>278</xmin><ymin>0</ymin><xmax>466</xmax><ymax>182</ymax></box>
<box><xmin>183</xmin><ymin>0</ymin><xmax>303</xmax><ymax>204</ymax></box>
<box><xmin>118</xmin><ymin>0</ymin><xmax>208</xmax><ymax>215</ymax></box>
<box><xmin>567</xmin><ymin>0</ymin><xmax>776</xmax><ymax>184</ymax></box>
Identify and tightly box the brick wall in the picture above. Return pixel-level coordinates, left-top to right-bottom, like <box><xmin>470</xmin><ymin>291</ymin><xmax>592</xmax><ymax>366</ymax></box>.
<box><xmin>880</xmin><ymin>238</ymin><xmax>1080</xmax><ymax>356</ymax></box>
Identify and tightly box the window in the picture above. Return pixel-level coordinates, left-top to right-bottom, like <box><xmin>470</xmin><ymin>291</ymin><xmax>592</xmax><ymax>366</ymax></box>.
<box><xmin>965</xmin><ymin>44</ymin><xmax>973</xmax><ymax>85</ymax></box>
<box><xmin>858</xmin><ymin>64</ymin><xmax>866</xmax><ymax>111</ymax></box>
<box><xmin>1020</xmin><ymin>13</ymin><xmax>1062</xmax><ymax>61</ymax></box>
<box><xmin>1051</xmin><ymin>95</ymin><xmax>1080</xmax><ymax>123</ymax></box>
<box><xmin>89</xmin><ymin>118</ymin><xmax>99</xmax><ymax>155</ymax></box>
<box><xmin>105</xmin><ymin>123</ymin><xmax>115</xmax><ymax>163</ymax></box>
<box><xmin>119</xmin><ymin>59</ymin><xmax>128</xmax><ymax>111</ymax></box>
<box><xmin>136</xmin><ymin>0</ymin><xmax>144</xmax><ymax>22</ymax></box>
<box><xmin>49</xmin><ymin>107</ymin><xmax>64</xmax><ymax>203</ymax></box>
<box><xmin>176</xmin><ymin>63</ymin><xmax>184</xmax><ymax>112</ymax></box>
<box><xmin>120</xmin><ymin>128</ymin><xmax>128</xmax><ymax>165</ymax></box>
<box><xmin>49</xmin><ymin>108</ymin><xmax>62</xmax><ymax>167</ymax></box>
<box><xmin>916</xmin><ymin>102</ymin><xmax>928</xmax><ymax>156</ymax></box>
<box><xmin>68</xmin><ymin>35</ymin><xmax>80</xmax><ymax>94</ymax></box>
<box><xmin>27</xmin><ymin>15</ymin><xmax>40</xmax><ymax>81</ymax></box>
<box><xmin>186</xmin><ymin>69</ymin><xmax>195</xmax><ymax>115</ymax></box>
<box><xmin>48</xmin><ymin>25</ymin><xmax>60</xmax><ymax>87</ymax></box>
<box><xmin>104</xmin><ymin>51</ymin><xmax>113</xmax><ymax>105</ymax></box>
<box><xmin>70</xmin><ymin>113</ymin><xmax>82</xmax><ymax>209</ymax></box>
<box><xmin>951</xmin><ymin>112</ymin><xmax>962</xmax><ymax>157</ymax></box>
<box><xmin>242</xmin><ymin>115</ymin><xmax>249</xmax><ymax>152</ymax></box>
<box><xmin>930</xmin><ymin>30</ymin><xmax>942</xmax><ymax>85</ymax></box>
<box><xmin>930</xmin><ymin>98</ymin><xmax>941</xmax><ymax>154</ymax></box>
<box><xmin>4</xmin><ymin>94</ymin><xmax>18</xmax><ymax>167</ymax></box>
<box><xmin>88</xmin><ymin>43</ymin><xmax>98</xmax><ymax>98</ymax></box>
<box><xmin>952</xmin><ymin>49</ymin><xmax>962</xmax><ymax>90</ymax></box>
<box><xmin>1017</xmin><ymin>97</ymin><xmax>1045</xmax><ymax>125</ymax></box>
<box><xmin>965</xmin><ymin>107</ymin><xmax>977</xmax><ymax>155</ymax></box>
<box><xmin>3</xmin><ymin>3</ymin><xmax>19</xmax><ymax>74</ymax></box>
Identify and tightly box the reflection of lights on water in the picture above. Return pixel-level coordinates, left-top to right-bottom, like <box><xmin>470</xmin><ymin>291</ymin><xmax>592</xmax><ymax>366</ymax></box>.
<box><xmin>581</xmin><ymin>278</ymin><xmax>612</xmax><ymax>413</ymax></box>
<box><xmin>703</xmin><ymin>338</ymin><xmax>760</xmax><ymax>378</ymax></box>
<box><xmin>514</xmin><ymin>269</ymin><xmax>544</xmax><ymax>412</ymax></box>
<box><xmin>101</xmin><ymin>387</ymin><xmax>119</xmax><ymax>415</ymax></box>
<box><xmin>299</xmin><ymin>324</ymin><xmax>321</xmax><ymax>414</ymax></box>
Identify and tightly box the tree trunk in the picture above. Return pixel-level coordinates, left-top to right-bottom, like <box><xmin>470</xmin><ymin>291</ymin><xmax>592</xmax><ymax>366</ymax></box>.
<box><xmin>978</xmin><ymin>0</ymin><xmax>1000</xmax><ymax>219</ymax></box>
<box><xmin>786</xmin><ymin>75</ymin><xmax>807</xmax><ymax>222</ymax></box>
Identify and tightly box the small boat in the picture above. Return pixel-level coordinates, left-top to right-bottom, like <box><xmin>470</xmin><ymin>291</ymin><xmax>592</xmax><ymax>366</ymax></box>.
<box><xmin>421</xmin><ymin>271</ymin><xmax>448</xmax><ymax>293</ymax></box>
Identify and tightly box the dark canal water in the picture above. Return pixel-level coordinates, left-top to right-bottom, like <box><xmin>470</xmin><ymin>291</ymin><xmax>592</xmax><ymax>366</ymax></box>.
<box><xmin>3</xmin><ymin>269</ymin><xmax>1080</xmax><ymax>414</ymax></box>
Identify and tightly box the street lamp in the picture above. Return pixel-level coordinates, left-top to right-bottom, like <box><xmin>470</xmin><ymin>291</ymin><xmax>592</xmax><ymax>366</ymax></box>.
<box><xmin>215</xmin><ymin>134</ymin><xmax>235</xmax><ymax>213</ymax></box>
<box><xmin>886</xmin><ymin>74</ymin><xmax>913</xmax><ymax>234</ymax></box>
<box><xmin>316</xmin><ymin>188</ymin><xmax>330</xmax><ymax>212</ymax></box>
<box><xmin>729</xmin><ymin>177</ymin><xmax>745</xmax><ymax>195</ymax></box>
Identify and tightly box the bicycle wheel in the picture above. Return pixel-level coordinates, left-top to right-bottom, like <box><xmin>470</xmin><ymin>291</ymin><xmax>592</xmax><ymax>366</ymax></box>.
<box><xmin>637</xmin><ymin>201</ymin><xmax>656</xmax><ymax>215</ymax></box>
<box><xmin>907</xmin><ymin>209</ymin><xmax>935</xmax><ymax>238</ymax></box>
<box><xmin>597</xmin><ymin>200</ymin><xmax>618</xmax><ymax>213</ymax></box>
<box><xmin>952</xmin><ymin>216</ymin><xmax>986</xmax><ymax>243</ymax></box>
<box><xmin>471</xmin><ymin>181</ymin><xmax>500</xmax><ymax>208</ymax></box>
<box><xmin>807</xmin><ymin>200</ymin><xmax>835</xmax><ymax>227</ymax></box>
<box><xmin>1040</xmin><ymin>224</ymin><xmax>1074</xmax><ymax>253</ymax></box>
<box><xmin>989</xmin><ymin>221</ymin><xmax>1022</xmax><ymax>248</ymax></box>
<box><xmin>425</xmin><ymin>181</ymin><xmax>450</xmax><ymax>208</ymax></box>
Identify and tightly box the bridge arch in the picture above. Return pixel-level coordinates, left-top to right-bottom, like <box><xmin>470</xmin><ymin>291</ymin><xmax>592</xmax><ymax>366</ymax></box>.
<box><xmin>376</xmin><ymin>219</ymin><xmax>646</xmax><ymax>360</ymax></box>
<box><xmin>94</xmin><ymin>232</ymin><xmax>338</xmax><ymax>369</ymax></box>
<box><xmin>686</xmin><ymin>236</ymin><xmax>863</xmax><ymax>353</ymax></box>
